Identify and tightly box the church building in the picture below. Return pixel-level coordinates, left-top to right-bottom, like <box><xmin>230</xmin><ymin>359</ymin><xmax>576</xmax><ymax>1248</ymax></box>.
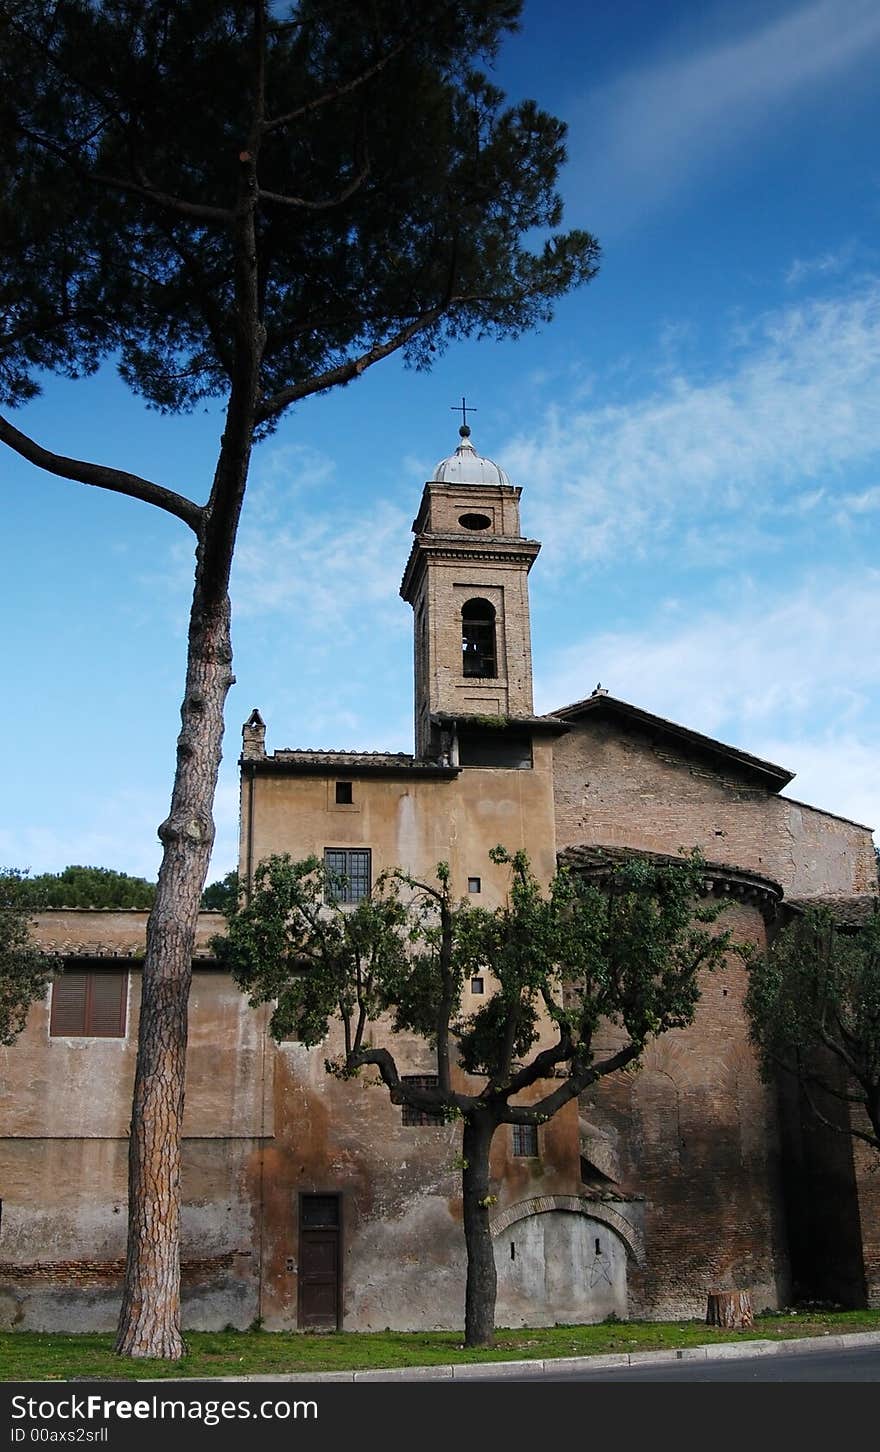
<box><xmin>1</xmin><ymin>427</ymin><xmax>877</xmax><ymax>1332</ymax></box>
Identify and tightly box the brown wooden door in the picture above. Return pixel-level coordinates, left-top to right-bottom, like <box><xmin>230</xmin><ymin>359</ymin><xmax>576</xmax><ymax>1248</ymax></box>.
<box><xmin>298</xmin><ymin>1195</ymin><xmax>341</xmax><ymax>1329</ymax></box>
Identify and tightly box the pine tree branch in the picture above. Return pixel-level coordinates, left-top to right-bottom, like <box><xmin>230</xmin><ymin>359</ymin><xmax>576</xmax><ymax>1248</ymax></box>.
<box><xmin>255</xmin><ymin>305</ymin><xmax>445</xmax><ymax>421</ymax></box>
<box><xmin>13</xmin><ymin>122</ymin><xmax>234</xmax><ymax>227</ymax></box>
<box><xmin>261</xmin><ymin>37</ymin><xmax>409</xmax><ymax>134</ymax></box>
<box><xmin>258</xmin><ymin>159</ymin><xmax>370</xmax><ymax>211</ymax></box>
<box><xmin>0</xmin><ymin>414</ymin><xmax>202</xmax><ymax>531</ymax></box>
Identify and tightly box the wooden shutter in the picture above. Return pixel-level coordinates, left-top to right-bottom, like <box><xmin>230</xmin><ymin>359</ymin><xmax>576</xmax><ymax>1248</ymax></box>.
<box><xmin>50</xmin><ymin>972</ymin><xmax>89</xmax><ymax>1035</ymax></box>
<box><xmin>49</xmin><ymin>970</ymin><xmax>127</xmax><ymax>1037</ymax></box>
<box><xmin>87</xmin><ymin>972</ymin><xmax>127</xmax><ymax>1036</ymax></box>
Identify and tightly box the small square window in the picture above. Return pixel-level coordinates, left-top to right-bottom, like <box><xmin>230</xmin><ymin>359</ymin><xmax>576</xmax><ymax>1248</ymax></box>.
<box><xmin>511</xmin><ymin>1122</ymin><xmax>539</xmax><ymax>1157</ymax></box>
<box><xmin>335</xmin><ymin>781</ymin><xmax>353</xmax><ymax>805</ymax></box>
<box><xmin>471</xmin><ymin>977</ymin><xmax>485</xmax><ymax>994</ymax></box>
<box><xmin>468</xmin><ymin>876</ymin><xmax>481</xmax><ymax>894</ymax></box>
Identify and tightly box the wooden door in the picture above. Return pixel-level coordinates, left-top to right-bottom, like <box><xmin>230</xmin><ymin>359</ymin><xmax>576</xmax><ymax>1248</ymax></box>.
<box><xmin>298</xmin><ymin>1194</ymin><xmax>341</xmax><ymax>1329</ymax></box>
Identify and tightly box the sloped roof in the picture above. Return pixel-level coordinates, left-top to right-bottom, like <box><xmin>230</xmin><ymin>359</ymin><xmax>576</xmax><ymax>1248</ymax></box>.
<box><xmin>560</xmin><ymin>843</ymin><xmax>784</xmax><ymax>909</ymax></box>
<box><xmin>547</xmin><ymin>692</ymin><xmax>794</xmax><ymax>791</ymax></box>
<box><xmin>31</xmin><ymin>909</ymin><xmax>223</xmax><ymax>960</ymax></box>
<box><xmin>251</xmin><ymin>749</ymin><xmax>458</xmax><ymax>776</ymax></box>
<box><xmin>786</xmin><ymin>894</ymin><xmax>878</xmax><ymax>929</ymax></box>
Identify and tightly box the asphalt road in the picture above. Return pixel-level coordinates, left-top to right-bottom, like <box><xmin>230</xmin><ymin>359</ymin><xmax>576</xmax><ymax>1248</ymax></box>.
<box><xmin>532</xmin><ymin>1342</ymin><xmax>880</xmax><ymax>1381</ymax></box>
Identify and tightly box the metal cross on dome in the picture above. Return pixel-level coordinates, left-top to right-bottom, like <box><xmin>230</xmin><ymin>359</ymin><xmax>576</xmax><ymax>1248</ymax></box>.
<box><xmin>451</xmin><ymin>396</ymin><xmax>477</xmax><ymax>432</ymax></box>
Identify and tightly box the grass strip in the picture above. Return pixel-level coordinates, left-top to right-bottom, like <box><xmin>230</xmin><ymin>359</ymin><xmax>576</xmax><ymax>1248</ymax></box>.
<box><xmin>1</xmin><ymin>1309</ymin><xmax>879</xmax><ymax>1381</ymax></box>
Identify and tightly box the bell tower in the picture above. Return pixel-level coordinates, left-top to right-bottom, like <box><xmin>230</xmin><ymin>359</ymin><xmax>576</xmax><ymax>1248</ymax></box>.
<box><xmin>400</xmin><ymin>425</ymin><xmax>541</xmax><ymax>760</ymax></box>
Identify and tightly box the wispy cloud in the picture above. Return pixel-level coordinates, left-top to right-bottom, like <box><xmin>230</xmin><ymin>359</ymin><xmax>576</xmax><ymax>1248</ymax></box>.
<box><xmin>835</xmin><ymin>483</ymin><xmax>880</xmax><ymax>521</ymax></box>
<box><xmin>567</xmin><ymin>0</ymin><xmax>880</xmax><ymax>223</ymax></box>
<box><xmin>232</xmin><ymin>462</ymin><xmax>410</xmax><ymax>634</ymax></box>
<box><xmin>502</xmin><ymin>280</ymin><xmax>880</xmax><ymax>571</ymax></box>
<box><xmin>538</xmin><ymin>569</ymin><xmax>880</xmax><ymax>730</ymax></box>
<box><xmin>785</xmin><ymin>240</ymin><xmax>863</xmax><ymax>287</ymax></box>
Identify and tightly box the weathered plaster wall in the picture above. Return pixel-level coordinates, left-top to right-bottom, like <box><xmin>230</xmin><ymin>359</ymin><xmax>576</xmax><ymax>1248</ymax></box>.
<box><xmin>0</xmin><ymin>958</ymin><xmax>269</xmax><ymax>1331</ymax></box>
<box><xmin>241</xmin><ymin>746</ymin><xmax>558</xmax><ymax>904</ymax></box>
<box><xmin>257</xmin><ymin>1021</ymin><xmax>582</xmax><ymax>1332</ymax></box>
<box><xmin>493</xmin><ymin>1210</ymin><xmax>629</xmax><ymax>1326</ymax></box>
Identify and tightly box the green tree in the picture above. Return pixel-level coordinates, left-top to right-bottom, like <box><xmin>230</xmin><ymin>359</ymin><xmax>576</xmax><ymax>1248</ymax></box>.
<box><xmin>201</xmin><ymin>871</ymin><xmax>240</xmax><ymax>913</ymax></box>
<box><xmin>19</xmin><ymin>865</ymin><xmax>157</xmax><ymax>910</ymax></box>
<box><xmin>219</xmin><ymin>847</ymin><xmax>730</xmax><ymax>1346</ymax></box>
<box><xmin>746</xmin><ymin>905</ymin><xmax>880</xmax><ymax>1152</ymax></box>
<box><xmin>0</xmin><ymin>1</ymin><xmax>599</xmax><ymax>1358</ymax></box>
<box><xmin>0</xmin><ymin>869</ymin><xmax>53</xmax><ymax>1046</ymax></box>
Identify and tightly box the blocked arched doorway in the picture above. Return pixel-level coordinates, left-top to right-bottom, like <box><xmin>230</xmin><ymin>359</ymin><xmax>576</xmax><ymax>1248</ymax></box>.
<box><xmin>491</xmin><ymin>1195</ymin><xmax>644</xmax><ymax>1327</ymax></box>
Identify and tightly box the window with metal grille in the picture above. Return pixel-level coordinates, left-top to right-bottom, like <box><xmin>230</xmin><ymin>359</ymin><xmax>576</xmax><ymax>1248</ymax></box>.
<box><xmin>323</xmin><ymin>848</ymin><xmax>371</xmax><ymax>903</ymax></box>
<box><xmin>511</xmin><ymin>1122</ymin><xmax>539</xmax><ymax>1157</ymax></box>
<box><xmin>401</xmin><ymin>1073</ymin><xmax>445</xmax><ymax>1126</ymax></box>
<box><xmin>50</xmin><ymin>970</ymin><xmax>128</xmax><ymax>1037</ymax></box>
<box><xmin>461</xmin><ymin>598</ymin><xmax>497</xmax><ymax>678</ymax></box>
<box><xmin>335</xmin><ymin>781</ymin><xmax>353</xmax><ymax>804</ymax></box>
<box><xmin>300</xmin><ymin>1193</ymin><xmax>340</xmax><ymax>1228</ymax></box>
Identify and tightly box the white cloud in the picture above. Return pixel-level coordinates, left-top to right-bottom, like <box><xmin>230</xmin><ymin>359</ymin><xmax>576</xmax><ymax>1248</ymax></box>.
<box><xmin>837</xmin><ymin>484</ymin><xmax>880</xmax><ymax>516</ymax></box>
<box><xmin>568</xmin><ymin>0</ymin><xmax>880</xmax><ymax>223</ymax></box>
<box><xmin>538</xmin><ymin>569</ymin><xmax>880</xmax><ymax>730</ymax></box>
<box><xmin>785</xmin><ymin>241</ymin><xmax>863</xmax><ymax>287</ymax></box>
<box><xmin>234</xmin><ymin>444</ymin><xmax>409</xmax><ymax>622</ymax></box>
<box><xmin>501</xmin><ymin>281</ymin><xmax>880</xmax><ymax>571</ymax></box>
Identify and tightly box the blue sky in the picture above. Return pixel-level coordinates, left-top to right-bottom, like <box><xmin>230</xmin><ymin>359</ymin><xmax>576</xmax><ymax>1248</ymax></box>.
<box><xmin>3</xmin><ymin>0</ymin><xmax>880</xmax><ymax>881</ymax></box>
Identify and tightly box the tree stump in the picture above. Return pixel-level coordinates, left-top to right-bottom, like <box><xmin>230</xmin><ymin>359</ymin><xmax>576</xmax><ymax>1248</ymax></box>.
<box><xmin>706</xmin><ymin>1290</ymin><xmax>753</xmax><ymax>1328</ymax></box>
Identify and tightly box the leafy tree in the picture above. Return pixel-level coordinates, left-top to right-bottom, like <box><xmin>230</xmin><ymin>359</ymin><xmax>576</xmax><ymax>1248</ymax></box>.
<box><xmin>0</xmin><ymin>1</ymin><xmax>599</xmax><ymax>1357</ymax></box>
<box><xmin>219</xmin><ymin>847</ymin><xmax>730</xmax><ymax>1346</ymax></box>
<box><xmin>746</xmin><ymin>905</ymin><xmax>880</xmax><ymax>1153</ymax></box>
<box><xmin>201</xmin><ymin>870</ymin><xmax>240</xmax><ymax>913</ymax></box>
<box><xmin>0</xmin><ymin>869</ymin><xmax>54</xmax><ymax>1046</ymax></box>
<box><xmin>19</xmin><ymin>865</ymin><xmax>157</xmax><ymax>910</ymax></box>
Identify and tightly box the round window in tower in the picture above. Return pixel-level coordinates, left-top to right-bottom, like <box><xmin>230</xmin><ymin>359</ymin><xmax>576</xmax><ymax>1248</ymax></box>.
<box><xmin>458</xmin><ymin>512</ymin><xmax>492</xmax><ymax>531</ymax></box>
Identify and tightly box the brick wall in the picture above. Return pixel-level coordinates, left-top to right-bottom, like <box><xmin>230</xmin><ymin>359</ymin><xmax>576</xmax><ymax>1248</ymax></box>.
<box><xmin>553</xmin><ymin>716</ymin><xmax>875</xmax><ymax>898</ymax></box>
<box><xmin>578</xmin><ymin>900</ymin><xmax>790</xmax><ymax>1317</ymax></box>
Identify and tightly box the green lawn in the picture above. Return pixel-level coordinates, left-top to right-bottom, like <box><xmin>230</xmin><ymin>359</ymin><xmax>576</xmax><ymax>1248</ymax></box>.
<box><xmin>1</xmin><ymin>1309</ymin><xmax>879</xmax><ymax>1381</ymax></box>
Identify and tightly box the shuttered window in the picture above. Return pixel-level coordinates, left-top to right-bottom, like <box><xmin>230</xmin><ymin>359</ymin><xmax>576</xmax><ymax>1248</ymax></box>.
<box><xmin>50</xmin><ymin>970</ymin><xmax>128</xmax><ymax>1037</ymax></box>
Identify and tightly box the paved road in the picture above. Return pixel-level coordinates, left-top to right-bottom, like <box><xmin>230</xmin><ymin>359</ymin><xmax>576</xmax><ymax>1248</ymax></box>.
<box><xmin>529</xmin><ymin>1343</ymin><xmax>880</xmax><ymax>1381</ymax></box>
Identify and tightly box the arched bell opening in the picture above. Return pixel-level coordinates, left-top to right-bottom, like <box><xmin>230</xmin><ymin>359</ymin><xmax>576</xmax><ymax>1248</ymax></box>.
<box><xmin>461</xmin><ymin>597</ymin><xmax>497</xmax><ymax>678</ymax></box>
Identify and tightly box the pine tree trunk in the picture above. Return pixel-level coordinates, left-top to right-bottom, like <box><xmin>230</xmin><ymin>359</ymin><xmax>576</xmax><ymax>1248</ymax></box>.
<box><xmin>462</xmin><ymin>1113</ymin><xmax>498</xmax><ymax>1348</ymax></box>
<box><xmin>114</xmin><ymin>586</ymin><xmax>234</xmax><ymax>1358</ymax></box>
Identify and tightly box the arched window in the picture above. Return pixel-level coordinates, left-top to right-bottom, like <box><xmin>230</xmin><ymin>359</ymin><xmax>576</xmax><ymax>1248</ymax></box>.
<box><xmin>461</xmin><ymin>598</ymin><xmax>497</xmax><ymax>678</ymax></box>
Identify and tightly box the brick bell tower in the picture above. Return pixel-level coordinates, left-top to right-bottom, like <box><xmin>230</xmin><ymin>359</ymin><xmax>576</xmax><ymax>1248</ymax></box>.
<box><xmin>399</xmin><ymin>422</ymin><xmax>541</xmax><ymax>762</ymax></box>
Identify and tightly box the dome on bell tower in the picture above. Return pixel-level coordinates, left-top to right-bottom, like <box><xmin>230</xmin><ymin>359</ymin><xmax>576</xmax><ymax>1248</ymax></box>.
<box><xmin>432</xmin><ymin>426</ymin><xmax>511</xmax><ymax>486</ymax></box>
